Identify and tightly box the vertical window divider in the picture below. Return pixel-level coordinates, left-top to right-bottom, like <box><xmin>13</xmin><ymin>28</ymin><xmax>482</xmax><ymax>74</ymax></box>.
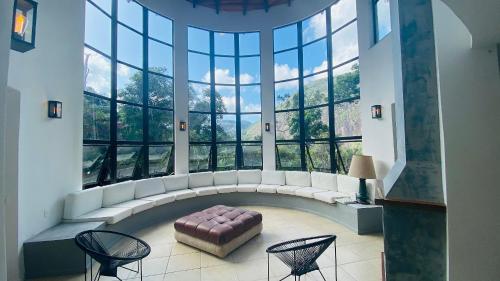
<box><xmin>142</xmin><ymin>7</ymin><xmax>149</xmax><ymax>177</ymax></box>
<box><xmin>235</xmin><ymin>34</ymin><xmax>242</xmax><ymax>169</ymax></box>
<box><xmin>209</xmin><ymin>31</ymin><xmax>217</xmax><ymax>171</ymax></box>
<box><xmin>109</xmin><ymin>0</ymin><xmax>118</xmax><ymax>181</ymax></box>
<box><xmin>297</xmin><ymin>22</ymin><xmax>306</xmax><ymax>171</ymax></box>
<box><xmin>325</xmin><ymin>8</ymin><xmax>338</xmax><ymax>173</ymax></box>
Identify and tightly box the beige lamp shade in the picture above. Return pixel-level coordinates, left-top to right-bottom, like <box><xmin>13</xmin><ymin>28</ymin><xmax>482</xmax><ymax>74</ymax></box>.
<box><xmin>348</xmin><ymin>155</ymin><xmax>376</xmax><ymax>179</ymax></box>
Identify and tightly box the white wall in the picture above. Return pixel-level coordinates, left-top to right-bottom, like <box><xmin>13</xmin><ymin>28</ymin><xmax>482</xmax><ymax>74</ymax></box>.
<box><xmin>432</xmin><ymin>1</ymin><xmax>500</xmax><ymax>280</ymax></box>
<box><xmin>6</xmin><ymin>0</ymin><xmax>85</xmax><ymax>279</ymax></box>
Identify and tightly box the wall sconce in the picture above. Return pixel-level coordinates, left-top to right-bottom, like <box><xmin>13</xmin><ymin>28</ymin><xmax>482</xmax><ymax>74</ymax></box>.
<box><xmin>265</xmin><ymin>123</ymin><xmax>271</xmax><ymax>132</ymax></box>
<box><xmin>179</xmin><ymin>121</ymin><xmax>187</xmax><ymax>131</ymax></box>
<box><xmin>48</xmin><ymin>101</ymin><xmax>62</xmax><ymax>119</ymax></box>
<box><xmin>11</xmin><ymin>0</ymin><xmax>38</xmax><ymax>53</ymax></box>
<box><xmin>371</xmin><ymin>105</ymin><xmax>382</xmax><ymax>119</ymax></box>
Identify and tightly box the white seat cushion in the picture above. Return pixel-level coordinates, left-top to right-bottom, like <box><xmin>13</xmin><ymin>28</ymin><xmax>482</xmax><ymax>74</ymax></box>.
<box><xmin>63</xmin><ymin>187</ymin><xmax>104</xmax><ymax>220</ymax></box>
<box><xmin>214</xmin><ymin>170</ymin><xmax>238</xmax><ymax>186</ymax></box>
<box><xmin>261</xmin><ymin>170</ymin><xmax>286</xmax><ymax>185</ymax></box>
<box><xmin>189</xmin><ymin>172</ymin><xmax>214</xmax><ymax>188</ymax></box>
<box><xmin>142</xmin><ymin>193</ymin><xmax>176</xmax><ymax>206</ymax></box>
<box><xmin>257</xmin><ymin>184</ymin><xmax>279</xmax><ymax>193</ymax></box>
<box><xmin>237</xmin><ymin>184</ymin><xmax>258</xmax><ymax>192</ymax></box>
<box><xmin>135</xmin><ymin>178</ymin><xmax>166</xmax><ymax>199</ymax></box>
<box><xmin>238</xmin><ymin>170</ymin><xmax>262</xmax><ymax>184</ymax></box>
<box><xmin>295</xmin><ymin>187</ymin><xmax>329</xmax><ymax>198</ymax></box>
<box><xmin>163</xmin><ymin>174</ymin><xmax>189</xmax><ymax>192</ymax></box>
<box><xmin>277</xmin><ymin>185</ymin><xmax>303</xmax><ymax>195</ymax></box>
<box><xmin>217</xmin><ymin>185</ymin><xmax>237</xmax><ymax>193</ymax></box>
<box><xmin>313</xmin><ymin>191</ymin><xmax>351</xmax><ymax>204</ymax></box>
<box><xmin>337</xmin><ymin>175</ymin><xmax>360</xmax><ymax>197</ymax></box>
<box><xmin>109</xmin><ymin>199</ymin><xmax>155</xmax><ymax>214</ymax></box>
<box><xmin>191</xmin><ymin>186</ymin><xmax>218</xmax><ymax>196</ymax></box>
<box><xmin>285</xmin><ymin>171</ymin><xmax>311</xmax><ymax>187</ymax></box>
<box><xmin>67</xmin><ymin>207</ymin><xmax>132</xmax><ymax>224</ymax></box>
<box><xmin>311</xmin><ymin>172</ymin><xmax>337</xmax><ymax>191</ymax></box>
<box><xmin>170</xmin><ymin>189</ymin><xmax>196</xmax><ymax>200</ymax></box>
<box><xmin>102</xmin><ymin>181</ymin><xmax>136</xmax><ymax>207</ymax></box>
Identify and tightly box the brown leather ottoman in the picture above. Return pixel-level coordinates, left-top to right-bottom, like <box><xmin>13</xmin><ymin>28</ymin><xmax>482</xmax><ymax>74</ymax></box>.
<box><xmin>174</xmin><ymin>205</ymin><xmax>263</xmax><ymax>258</ymax></box>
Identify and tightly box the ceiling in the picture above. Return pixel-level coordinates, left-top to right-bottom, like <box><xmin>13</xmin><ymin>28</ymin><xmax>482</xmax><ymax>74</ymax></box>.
<box><xmin>185</xmin><ymin>0</ymin><xmax>292</xmax><ymax>13</ymax></box>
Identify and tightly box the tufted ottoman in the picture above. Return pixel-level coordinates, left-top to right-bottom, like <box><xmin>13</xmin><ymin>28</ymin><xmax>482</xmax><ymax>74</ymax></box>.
<box><xmin>174</xmin><ymin>205</ymin><xmax>263</xmax><ymax>258</ymax></box>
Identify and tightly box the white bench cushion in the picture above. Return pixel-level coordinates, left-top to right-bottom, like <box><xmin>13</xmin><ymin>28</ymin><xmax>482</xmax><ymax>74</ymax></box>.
<box><xmin>285</xmin><ymin>171</ymin><xmax>311</xmax><ymax>187</ymax></box>
<box><xmin>337</xmin><ymin>175</ymin><xmax>359</xmax><ymax>196</ymax></box>
<box><xmin>102</xmin><ymin>181</ymin><xmax>136</xmax><ymax>207</ymax></box>
<box><xmin>68</xmin><ymin>207</ymin><xmax>132</xmax><ymax>224</ymax></box>
<box><xmin>63</xmin><ymin>187</ymin><xmax>104</xmax><ymax>220</ymax></box>
<box><xmin>261</xmin><ymin>170</ymin><xmax>286</xmax><ymax>185</ymax></box>
<box><xmin>170</xmin><ymin>189</ymin><xmax>196</xmax><ymax>200</ymax></box>
<box><xmin>238</xmin><ymin>170</ymin><xmax>262</xmax><ymax>184</ymax></box>
<box><xmin>189</xmin><ymin>172</ymin><xmax>214</xmax><ymax>188</ymax></box>
<box><xmin>163</xmin><ymin>174</ymin><xmax>189</xmax><ymax>192</ymax></box>
<box><xmin>295</xmin><ymin>187</ymin><xmax>329</xmax><ymax>199</ymax></box>
<box><xmin>277</xmin><ymin>185</ymin><xmax>303</xmax><ymax>195</ymax></box>
<box><xmin>257</xmin><ymin>184</ymin><xmax>279</xmax><ymax>193</ymax></box>
<box><xmin>142</xmin><ymin>193</ymin><xmax>176</xmax><ymax>206</ymax></box>
<box><xmin>109</xmin><ymin>199</ymin><xmax>155</xmax><ymax>214</ymax></box>
<box><xmin>314</xmin><ymin>191</ymin><xmax>351</xmax><ymax>204</ymax></box>
<box><xmin>237</xmin><ymin>184</ymin><xmax>258</xmax><ymax>192</ymax></box>
<box><xmin>135</xmin><ymin>178</ymin><xmax>166</xmax><ymax>199</ymax></box>
<box><xmin>217</xmin><ymin>184</ymin><xmax>237</xmax><ymax>193</ymax></box>
<box><xmin>311</xmin><ymin>172</ymin><xmax>337</xmax><ymax>191</ymax></box>
<box><xmin>191</xmin><ymin>186</ymin><xmax>218</xmax><ymax>196</ymax></box>
<box><xmin>214</xmin><ymin>170</ymin><xmax>238</xmax><ymax>186</ymax></box>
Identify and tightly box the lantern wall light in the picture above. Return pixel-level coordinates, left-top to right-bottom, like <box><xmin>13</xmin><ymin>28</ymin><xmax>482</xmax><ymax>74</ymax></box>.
<box><xmin>48</xmin><ymin>101</ymin><xmax>62</xmax><ymax>119</ymax></box>
<box><xmin>11</xmin><ymin>0</ymin><xmax>38</xmax><ymax>53</ymax></box>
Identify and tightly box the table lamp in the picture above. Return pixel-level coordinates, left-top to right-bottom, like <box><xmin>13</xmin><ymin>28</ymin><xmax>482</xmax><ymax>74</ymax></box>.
<box><xmin>348</xmin><ymin>155</ymin><xmax>376</xmax><ymax>204</ymax></box>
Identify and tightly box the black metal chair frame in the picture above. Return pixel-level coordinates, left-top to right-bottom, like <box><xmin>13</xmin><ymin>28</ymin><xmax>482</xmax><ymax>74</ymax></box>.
<box><xmin>75</xmin><ymin>230</ymin><xmax>151</xmax><ymax>281</ymax></box>
<box><xmin>266</xmin><ymin>234</ymin><xmax>337</xmax><ymax>281</ymax></box>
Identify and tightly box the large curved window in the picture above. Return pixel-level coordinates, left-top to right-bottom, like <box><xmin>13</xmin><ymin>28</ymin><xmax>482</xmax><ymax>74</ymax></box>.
<box><xmin>83</xmin><ymin>0</ymin><xmax>174</xmax><ymax>187</ymax></box>
<box><xmin>188</xmin><ymin>27</ymin><xmax>262</xmax><ymax>172</ymax></box>
<box><xmin>274</xmin><ymin>0</ymin><xmax>361</xmax><ymax>173</ymax></box>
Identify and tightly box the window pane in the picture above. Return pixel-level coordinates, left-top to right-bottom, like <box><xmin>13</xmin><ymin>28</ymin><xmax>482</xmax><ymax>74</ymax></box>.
<box><xmin>190</xmin><ymin>144</ymin><xmax>211</xmax><ymax>172</ymax></box>
<box><xmin>331</xmin><ymin>0</ymin><xmax>357</xmax><ymax>31</ymax></box>
<box><xmin>336</xmin><ymin>141</ymin><xmax>362</xmax><ymax>174</ymax></box>
<box><xmin>274</xmin><ymin>24</ymin><xmax>297</xmax><ymax>51</ymax></box>
<box><xmin>216</xmin><ymin>114</ymin><xmax>236</xmax><ymax>142</ymax></box>
<box><xmin>303</xmin><ymin>39</ymin><xmax>327</xmax><ymax>75</ymax></box>
<box><xmin>188</xmin><ymin>27</ymin><xmax>209</xmax><ymax>53</ymax></box>
<box><xmin>275</xmin><ymin>80</ymin><xmax>299</xmax><ymax>110</ymax></box>
<box><xmin>189</xmin><ymin>83</ymin><xmax>211</xmax><ymax>112</ymax></box>
<box><xmin>305</xmin><ymin>106</ymin><xmax>329</xmax><ymax>139</ymax></box>
<box><xmin>217</xmin><ymin>144</ymin><xmax>236</xmax><ymax>170</ymax></box>
<box><xmin>240</xmin><ymin>56</ymin><xmax>260</xmax><ymax>84</ymax></box>
<box><xmin>240</xmin><ymin>85</ymin><xmax>261</xmax><ymax>112</ymax></box>
<box><xmin>304</xmin><ymin>72</ymin><xmax>328</xmax><ymax>107</ymax></box>
<box><xmin>116</xmin><ymin>146</ymin><xmax>141</xmax><ymax>179</ymax></box>
<box><xmin>148</xmin><ymin>11</ymin><xmax>172</xmax><ymax>44</ymax></box>
<box><xmin>306</xmin><ymin>142</ymin><xmax>331</xmax><ymax>172</ymax></box>
<box><xmin>83</xmin><ymin>95</ymin><xmax>110</xmax><ymax>140</ymax></box>
<box><xmin>241</xmin><ymin>114</ymin><xmax>261</xmax><ymax>141</ymax></box>
<box><xmin>215</xmin><ymin>85</ymin><xmax>236</xmax><ymax>113</ymax></box>
<box><xmin>188</xmin><ymin>52</ymin><xmax>210</xmax><ymax>82</ymax></box>
<box><xmin>242</xmin><ymin>144</ymin><xmax>262</xmax><ymax>168</ymax></box>
<box><xmin>214</xmin><ymin>56</ymin><xmax>235</xmax><ymax>84</ymax></box>
<box><xmin>148</xmin><ymin>73</ymin><xmax>173</xmax><ymax>109</ymax></box>
<box><xmin>214</xmin><ymin>32</ymin><xmax>234</xmax><ymax>55</ymax></box>
<box><xmin>276</xmin><ymin>111</ymin><xmax>299</xmax><ymax>140</ymax></box>
<box><xmin>149</xmin><ymin>145</ymin><xmax>173</xmax><ymax>175</ymax></box>
<box><xmin>239</xmin><ymin>32</ymin><xmax>260</xmax><ymax>55</ymax></box>
<box><xmin>83</xmin><ymin>145</ymin><xmax>108</xmax><ymax>185</ymax></box>
<box><xmin>85</xmin><ymin>2</ymin><xmax>111</xmax><ymax>54</ymax></box>
<box><xmin>117</xmin><ymin>103</ymin><xmax>143</xmax><ymax>141</ymax></box>
<box><xmin>117</xmin><ymin>63</ymin><xmax>143</xmax><ymax>104</ymax></box>
<box><xmin>91</xmin><ymin>0</ymin><xmax>111</xmax><ymax>14</ymax></box>
<box><xmin>117</xmin><ymin>0</ymin><xmax>142</xmax><ymax>31</ymax></box>
<box><xmin>375</xmin><ymin>0</ymin><xmax>392</xmax><ymax>41</ymax></box>
<box><xmin>333</xmin><ymin>60</ymin><xmax>360</xmax><ymax>101</ymax></box>
<box><xmin>189</xmin><ymin>113</ymin><xmax>211</xmax><ymax>142</ymax></box>
<box><xmin>302</xmin><ymin>11</ymin><xmax>326</xmax><ymax>44</ymax></box>
<box><xmin>149</xmin><ymin>108</ymin><xmax>173</xmax><ymax>142</ymax></box>
<box><xmin>276</xmin><ymin>144</ymin><xmax>301</xmax><ymax>170</ymax></box>
<box><xmin>274</xmin><ymin>49</ymin><xmax>299</xmax><ymax>81</ymax></box>
<box><xmin>332</xmin><ymin>22</ymin><xmax>358</xmax><ymax>66</ymax></box>
<box><xmin>118</xmin><ymin>24</ymin><xmax>143</xmax><ymax>68</ymax></box>
<box><xmin>84</xmin><ymin>47</ymin><xmax>111</xmax><ymax>97</ymax></box>
<box><xmin>334</xmin><ymin>100</ymin><xmax>361</xmax><ymax>137</ymax></box>
<box><xmin>149</xmin><ymin>40</ymin><xmax>173</xmax><ymax>77</ymax></box>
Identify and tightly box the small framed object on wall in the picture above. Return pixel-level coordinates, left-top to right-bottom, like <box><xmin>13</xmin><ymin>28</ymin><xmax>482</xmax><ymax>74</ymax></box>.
<box><xmin>48</xmin><ymin>100</ymin><xmax>62</xmax><ymax>119</ymax></box>
<box><xmin>371</xmin><ymin>105</ymin><xmax>382</xmax><ymax>119</ymax></box>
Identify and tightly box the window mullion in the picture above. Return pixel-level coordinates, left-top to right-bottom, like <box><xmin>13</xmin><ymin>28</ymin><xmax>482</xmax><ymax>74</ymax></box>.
<box><xmin>235</xmin><ymin>34</ymin><xmax>242</xmax><ymax>169</ymax></box>
<box><xmin>326</xmin><ymin>8</ymin><xmax>337</xmax><ymax>173</ymax></box>
<box><xmin>297</xmin><ymin>22</ymin><xmax>306</xmax><ymax>171</ymax></box>
<box><xmin>142</xmin><ymin>7</ymin><xmax>149</xmax><ymax>178</ymax></box>
<box><xmin>209</xmin><ymin>31</ymin><xmax>217</xmax><ymax>171</ymax></box>
<box><xmin>109</xmin><ymin>0</ymin><xmax>118</xmax><ymax>182</ymax></box>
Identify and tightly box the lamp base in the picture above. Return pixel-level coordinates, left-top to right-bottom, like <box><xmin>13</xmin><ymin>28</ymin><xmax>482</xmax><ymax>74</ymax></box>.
<box><xmin>356</xmin><ymin>178</ymin><xmax>370</xmax><ymax>205</ymax></box>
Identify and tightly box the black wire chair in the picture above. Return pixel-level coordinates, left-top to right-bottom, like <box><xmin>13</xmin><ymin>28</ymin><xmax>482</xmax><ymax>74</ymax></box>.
<box><xmin>75</xmin><ymin>230</ymin><xmax>151</xmax><ymax>281</ymax></box>
<box><xmin>266</xmin><ymin>234</ymin><xmax>337</xmax><ymax>281</ymax></box>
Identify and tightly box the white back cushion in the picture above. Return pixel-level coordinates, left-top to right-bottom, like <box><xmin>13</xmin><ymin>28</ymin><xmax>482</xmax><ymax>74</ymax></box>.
<box><xmin>63</xmin><ymin>187</ymin><xmax>104</xmax><ymax>219</ymax></box>
<box><xmin>214</xmin><ymin>170</ymin><xmax>238</xmax><ymax>185</ymax></box>
<box><xmin>238</xmin><ymin>170</ymin><xmax>262</xmax><ymax>184</ymax></box>
<box><xmin>285</xmin><ymin>171</ymin><xmax>311</xmax><ymax>187</ymax></box>
<box><xmin>102</xmin><ymin>181</ymin><xmax>136</xmax><ymax>207</ymax></box>
<box><xmin>261</xmin><ymin>170</ymin><xmax>286</xmax><ymax>185</ymax></box>
<box><xmin>189</xmin><ymin>172</ymin><xmax>214</xmax><ymax>188</ymax></box>
<box><xmin>337</xmin><ymin>175</ymin><xmax>359</xmax><ymax>194</ymax></box>
<box><xmin>311</xmin><ymin>172</ymin><xmax>338</xmax><ymax>191</ymax></box>
<box><xmin>163</xmin><ymin>174</ymin><xmax>189</xmax><ymax>191</ymax></box>
<box><xmin>135</xmin><ymin>178</ymin><xmax>166</xmax><ymax>199</ymax></box>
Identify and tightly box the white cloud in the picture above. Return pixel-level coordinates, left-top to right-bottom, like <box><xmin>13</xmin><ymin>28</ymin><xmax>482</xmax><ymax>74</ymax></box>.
<box><xmin>244</xmin><ymin>103</ymin><xmax>261</xmax><ymax>112</ymax></box>
<box><xmin>303</xmin><ymin>12</ymin><xmax>326</xmax><ymax>42</ymax></box>
<box><xmin>312</xmin><ymin>60</ymin><xmax>328</xmax><ymax>74</ymax></box>
<box><xmin>84</xmin><ymin>49</ymin><xmax>111</xmax><ymax>95</ymax></box>
<box><xmin>203</xmin><ymin>68</ymin><xmax>255</xmax><ymax>85</ymax></box>
<box><xmin>274</xmin><ymin>63</ymin><xmax>298</xmax><ymax>81</ymax></box>
<box><xmin>331</xmin><ymin>0</ymin><xmax>357</xmax><ymax>29</ymax></box>
<box><xmin>221</xmin><ymin>95</ymin><xmax>236</xmax><ymax>112</ymax></box>
<box><xmin>240</xmin><ymin>73</ymin><xmax>255</xmax><ymax>84</ymax></box>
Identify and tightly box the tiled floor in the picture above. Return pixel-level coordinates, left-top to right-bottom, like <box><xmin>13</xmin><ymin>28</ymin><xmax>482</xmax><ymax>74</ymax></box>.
<box><xmin>29</xmin><ymin>206</ymin><xmax>384</xmax><ymax>281</ymax></box>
